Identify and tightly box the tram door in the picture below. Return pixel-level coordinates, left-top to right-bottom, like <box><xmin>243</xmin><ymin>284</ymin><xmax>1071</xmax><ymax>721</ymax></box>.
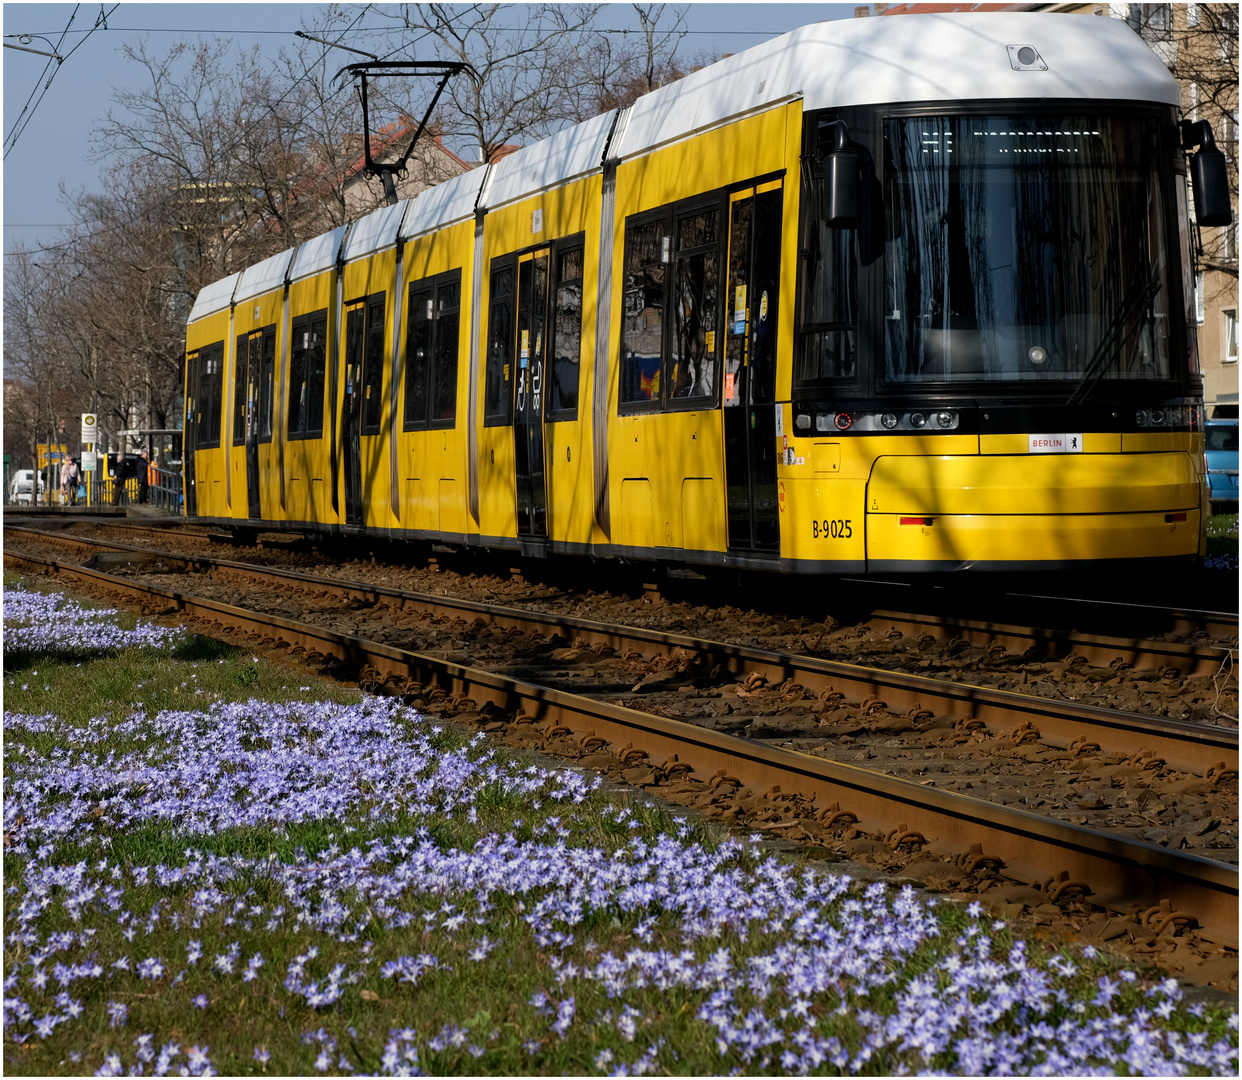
<box><xmin>723</xmin><ymin>183</ymin><xmax>783</xmax><ymax>554</ymax></box>
<box><xmin>184</xmin><ymin>350</ymin><xmax>200</xmax><ymax>517</ymax></box>
<box><xmin>237</xmin><ymin>331</ymin><xmax>264</xmax><ymax>520</ymax></box>
<box><xmin>341</xmin><ymin>302</ymin><xmax>367</xmax><ymax>527</ymax></box>
<box><xmin>514</xmin><ymin>248</ymin><xmax>551</xmax><ymax>542</ymax></box>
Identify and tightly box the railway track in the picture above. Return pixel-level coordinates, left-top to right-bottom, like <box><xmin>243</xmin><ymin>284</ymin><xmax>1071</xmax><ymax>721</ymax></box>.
<box><xmin>6</xmin><ymin>525</ymin><xmax>1238</xmax><ymax>769</ymax></box>
<box><xmin>5</xmin><ymin>540</ymin><xmax>1238</xmax><ymax>949</ymax></box>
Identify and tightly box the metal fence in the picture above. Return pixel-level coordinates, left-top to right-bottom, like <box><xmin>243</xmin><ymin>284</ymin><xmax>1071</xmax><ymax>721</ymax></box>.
<box><xmin>87</xmin><ymin>466</ymin><xmax>182</xmax><ymax>512</ymax></box>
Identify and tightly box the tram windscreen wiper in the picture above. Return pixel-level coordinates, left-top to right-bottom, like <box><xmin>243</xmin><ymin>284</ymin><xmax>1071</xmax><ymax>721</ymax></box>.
<box><xmin>1066</xmin><ymin>270</ymin><xmax>1162</xmax><ymax>406</ymax></box>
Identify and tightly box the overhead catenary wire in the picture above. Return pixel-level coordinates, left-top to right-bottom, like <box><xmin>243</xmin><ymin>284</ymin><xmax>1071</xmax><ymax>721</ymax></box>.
<box><xmin>5</xmin><ymin>4</ymin><xmax>403</xmax><ymax>264</ymax></box>
<box><xmin>4</xmin><ymin>3</ymin><xmax>119</xmax><ymax>159</ymax></box>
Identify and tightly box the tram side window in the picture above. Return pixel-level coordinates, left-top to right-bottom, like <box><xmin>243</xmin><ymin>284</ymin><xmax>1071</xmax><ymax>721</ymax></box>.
<box><xmin>258</xmin><ymin>329</ymin><xmax>276</xmax><ymax>442</ymax></box>
<box><xmin>233</xmin><ymin>334</ymin><xmax>249</xmax><ymax>445</ymax></box>
<box><xmin>549</xmin><ymin>245</ymin><xmax>584</xmax><ymax>419</ymax></box>
<box><xmin>361</xmin><ymin>296</ymin><xmax>386</xmax><ymax>434</ymax></box>
<box><xmin>672</xmin><ymin>210</ymin><xmax>719</xmax><ymax>400</ymax></box>
<box><xmin>288</xmin><ymin>311</ymin><xmax>327</xmax><ymax>439</ymax></box>
<box><xmin>621</xmin><ymin>206</ymin><xmax>721</xmax><ymax>409</ymax></box>
<box><xmin>795</xmin><ymin>115</ymin><xmax>859</xmax><ymax>385</ymax></box>
<box><xmin>485</xmin><ymin>262</ymin><xmax>514</xmax><ymax>425</ymax></box>
<box><xmin>621</xmin><ymin>217</ymin><xmax>667</xmax><ymax>406</ymax></box>
<box><xmin>194</xmin><ymin>342</ymin><xmax>224</xmax><ymax>449</ymax></box>
<box><xmin>233</xmin><ymin>326</ymin><xmax>276</xmax><ymax>444</ymax></box>
<box><xmin>404</xmin><ymin>270</ymin><xmax>462</xmax><ymax>430</ymax></box>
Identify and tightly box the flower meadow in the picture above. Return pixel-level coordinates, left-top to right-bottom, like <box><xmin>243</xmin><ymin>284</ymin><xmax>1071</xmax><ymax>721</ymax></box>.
<box><xmin>3</xmin><ymin>582</ymin><xmax>1239</xmax><ymax>1076</ymax></box>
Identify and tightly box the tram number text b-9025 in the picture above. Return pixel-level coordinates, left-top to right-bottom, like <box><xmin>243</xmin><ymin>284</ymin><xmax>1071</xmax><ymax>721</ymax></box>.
<box><xmin>812</xmin><ymin>519</ymin><xmax>853</xmax><ymax>539</ymax></box>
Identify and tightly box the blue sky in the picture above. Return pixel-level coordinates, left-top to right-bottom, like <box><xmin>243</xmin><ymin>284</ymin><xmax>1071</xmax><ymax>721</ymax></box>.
<box><xmin>2</xmin><ymin>3</ymin><xmax>863</xmax><ymax>257</ymax></box>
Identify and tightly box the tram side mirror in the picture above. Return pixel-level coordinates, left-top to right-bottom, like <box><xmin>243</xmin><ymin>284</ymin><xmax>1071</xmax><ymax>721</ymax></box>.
<box><xmin>824</xmin><ymin>120</ymin><xmax>861</xmax><ymax>230</ymax></box>
<box><xmin>1182</xmin><ymin>119</ymin><xmax>1234</xmax><ymax>228</ymax></box>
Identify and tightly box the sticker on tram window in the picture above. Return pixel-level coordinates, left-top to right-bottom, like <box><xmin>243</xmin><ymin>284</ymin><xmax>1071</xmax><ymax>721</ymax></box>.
<box><xmin>705</xmin><ymin>330</ymin><xmax>715</xmax><ymax>353</ymax></box>
<box><xmin>812</xmin><ymin>519</ymin><xmax>853</xmax><ymax>539</ymax></box>
<box><xmin>725</xmin><ymin>373</ymin><xmax>736</xmax><ymax>399</ymax></box>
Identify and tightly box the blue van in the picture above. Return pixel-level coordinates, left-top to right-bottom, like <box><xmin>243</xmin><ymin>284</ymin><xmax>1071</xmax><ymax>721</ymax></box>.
<box><xmin>1205</xmin><ymin>417</ymin><xmax>1239</xmax><ymax>515</ymax></box>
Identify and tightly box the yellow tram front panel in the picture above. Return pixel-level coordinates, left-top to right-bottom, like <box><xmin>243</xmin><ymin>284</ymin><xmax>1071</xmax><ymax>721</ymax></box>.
<box><xmin>285</xmin><ymin>269</ymin><xmax>336</xmax><ymax>528</ymax></box>
<box><xmin>339</xmin><ymin>250</ymin><xmax>397</xmax><ymax>530</ymax></box>
<box><xmin>477</xmin><ymin>173</ymin><xmax>603</xmax><ymax>548</ymax></box>
<box><xmin>229</xmin><ymin>287</ymin><xmax>285</xmax><ymax>522</ymax></box>
<box><xmin>864</xmin><ymin>448</ymin><xmax>1204</xmax><ymax>566</ymax></box>
<box><xmin>399</xmin><ymin>217</ymin><xmax>474</xmax><ymax>541</ymax></box>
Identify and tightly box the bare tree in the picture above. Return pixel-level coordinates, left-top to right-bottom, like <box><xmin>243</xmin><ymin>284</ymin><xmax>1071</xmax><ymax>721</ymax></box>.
<box><xmin>375</xmin><ymin>4</ymin><xmax>611</xmax><ymax>160</ymax></box>
<box><xmin>1133</xmin><ymin>3</ymin><xmax>1238</xmax><ymax>288</ymax></box>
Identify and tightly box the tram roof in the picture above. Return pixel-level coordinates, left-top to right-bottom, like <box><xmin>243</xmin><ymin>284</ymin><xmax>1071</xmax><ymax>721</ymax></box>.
<box><xmin>187</xmin><ymin>271</ymin><xmax>240</xmax><ymax>322</ymax></box>
<box><xmin>401</xmin><ymin>167</ymin><xmax>489</xmax><ymax>241</ymax></box>
<box><xmin>616</xmin><ymin>13</ymin><xmax>1180</xmax><ymax>160</ymax></box>
<box><xmin>234</xmin><ymin>248</ymin><xmax>294</xmax><ymax>304</ymax></box>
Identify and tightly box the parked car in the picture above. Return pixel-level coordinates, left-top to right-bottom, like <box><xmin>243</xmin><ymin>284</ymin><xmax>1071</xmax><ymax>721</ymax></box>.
<box><xmin>1204</xmin><ymin>417</ymin><xmax>1239</xmax><ymax>515</ymax></box>
<box><xmin>9</xmin><ymin>469</ymin><xmax>45</xmax><ymax>505</ymax></box>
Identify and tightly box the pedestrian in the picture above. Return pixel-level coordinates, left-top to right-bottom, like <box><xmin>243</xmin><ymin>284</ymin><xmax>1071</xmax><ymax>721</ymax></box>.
<box><xmin>137</xmin><ymin>448</ymin><xmax>150</xmax><ymax>505</ymax></box>
<box><xmin>112</xmin><ymin>454</ymin><xmax>130</xmax><ymax>506</ymax></box>
<box><xmin>61</xmin><ymin>458</ymin><xmax>80</xmax><ymax>506</ymax></box>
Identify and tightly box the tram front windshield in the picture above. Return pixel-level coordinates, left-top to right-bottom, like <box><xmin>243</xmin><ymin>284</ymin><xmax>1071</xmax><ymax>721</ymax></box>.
<box><xmin>883</xmin><ymin>114</ymin><xmax>1173</xmax><ymax>386</ymax></box>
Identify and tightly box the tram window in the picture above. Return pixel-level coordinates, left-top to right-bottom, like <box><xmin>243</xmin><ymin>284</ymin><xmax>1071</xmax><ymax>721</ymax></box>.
<box><xmin>194</xmin><ymin>342</ymin><xmax>224</xmax><ymax>449</ymax></box>
<box><xmin>671</xmin><ymin>210</ymin><xmax>719</xmax><ymax>400</ymax></box>
<box><xmin>882</xmin><ymin>114</ymin><xmax>1173</xmax><ymax>385</ymax></box>
<box><xmin>404</xmin><ymin>270</ymin><xmax>461</xmax><ymax>430</ymax></box>
<box><xmin>361</xmin><ymin>297</ymin><xmax>386</xmax><ymax>434</ymax></box>
<box><xmin>233</xmin><ymin>335</ymin><xmax>248</xmax><ymax>445</ymax></box>
<box><xmin>485</xmin><ymin>262</ymin><xmax>514</xmax><ymax>425</ymax></box>
<box><xmin>405</xmin><ymin>286</ymin><xmax>432</xmax><ymax>427</ymax></box>
<box><xmin>433</xmin><ymin>279</ymin><xmax>461</xmax><ymax>423</ymax></box>
<box><xmin>289</xmin><ymin>311</ymin><xmax>327</xmax><ymax>439</ymax></box>
<box><xmin>550</xmin><ymin>245</ymin><xmax>584</xmax><ymax>419</ymax></box>
<box><xmin>796</xmin><ymin>115</ymin><xmax>859</xmax><ymax>385</ymax></box>
<box><xmin>621</xmin><ymin>217</ymin><xmax>667</xmax><ymax>406</ymax></box>
<box><xmin>258</xmin><ymin>329</ymin><xmax>276</xmax><ymax>442</ymax></box>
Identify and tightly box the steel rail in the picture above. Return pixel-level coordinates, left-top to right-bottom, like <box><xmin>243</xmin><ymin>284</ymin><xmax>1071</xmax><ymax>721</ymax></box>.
<box><xmin>5</xmin><ymin>530</ymin><xmax>1237</xmax><ymax>775</ymax></box>
<box><xmin>5</xmin><ymin>547</ymin><xmax>1238</xmax><ymax>946</ymax></box>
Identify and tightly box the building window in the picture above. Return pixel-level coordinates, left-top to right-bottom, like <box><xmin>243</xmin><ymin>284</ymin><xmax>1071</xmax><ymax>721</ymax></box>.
<box><xmin>288</xmin><ymin>310</ymin><xmax>327</xmax><ymax>439</ymax></box>
<box><xmin>403</xmin><ymin>270</ymin><xmax>462</xmax><ymax>430</ymax></box>
<box><xmin>1226</xmin><ymin>309</ymin><xmax>1239</xmax><ymax>364</ymax></box>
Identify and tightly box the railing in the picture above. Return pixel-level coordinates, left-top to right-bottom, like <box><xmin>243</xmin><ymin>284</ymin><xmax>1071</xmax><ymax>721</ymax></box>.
<box><xmin>87</xmin><ymin>466</ymin><xmax>183</xmax><ymax>512</ymax></box>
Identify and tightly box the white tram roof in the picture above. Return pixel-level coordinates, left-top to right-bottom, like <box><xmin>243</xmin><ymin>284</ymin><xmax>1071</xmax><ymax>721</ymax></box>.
<box><xmin>479</xmin><ymin>111</ymin><xmax>617</xmax><ymax>211</ymax></box>
<box><xmin>233</xmin><ymin>248</ymin><xmax>294</xmax><ymax>304</ymax></box>
<box><xmin>340</xmin><ymin>200</ymin><xmax>409</xmax><ymax>262</ymax></box>
<box><xmin>188</xmin><ymin>271</ymin><xmax>240</xmax><ymax>323</ymax></box>
<box><xmin>615</xmin><ymin>13</ymin><xmax>1180</xmax><ymax>160</ymax></box>
<box><xmin>289</xmin><ymin>223</ymin><xmax>349</xmax><ymax>283</ymax></box>
<box><xmin>401</xmin><ymin>167</ymin><xmax>489</xmax><ymax>241</ymax></box>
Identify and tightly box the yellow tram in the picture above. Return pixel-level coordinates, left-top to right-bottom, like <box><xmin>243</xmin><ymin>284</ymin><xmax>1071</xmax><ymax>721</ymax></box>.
<box><xmin>184</xmin><ymin>14</ymin><xmax>1229</xmax><ymax>573</ymax></box>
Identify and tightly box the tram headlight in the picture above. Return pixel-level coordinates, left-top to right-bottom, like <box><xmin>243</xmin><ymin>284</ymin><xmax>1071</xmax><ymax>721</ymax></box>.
<box><xmin>1150</xmin><ymin>408</ymin><xmax>1166</xmax><ymax>426</ymax></box>
<box><xmin>935</xmin><ymin>410</ymin><xmax>957</xmax><ymax>429</ymax></box>
<box><xmin>795</xmin><ymin>412</ymin><xmax>811</xmax><ymax>431</ymax></box>
<box><xmin>1135</xmin><ymin>409</ymin><xmax>1150</xmax><ymax>426</ymax></box>
<box><xmin>1027</xmin><ymin>345</ymin><xmax>1048</xmax><ymax>365</ymax></box>
<box><xmin>815</xmin><ymin>413</ymin><xmax>833</xmax><ymax>432</ymax></box>
<box><xmin>881</xmin><ymin>412</ymin><xmax>899</xmax><ymax>429</ymax></box>
<box><xmin>909</xmin><ymin>412</ymin><xmax>927</xmax><ymax>428</ymax></box>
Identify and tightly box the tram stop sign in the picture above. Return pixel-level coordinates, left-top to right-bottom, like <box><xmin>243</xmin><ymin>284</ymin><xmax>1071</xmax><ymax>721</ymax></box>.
<box><xmin>81</xmin><ymin>413</ymin><xmax>98</xmax><ymax>443</ymax></box>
